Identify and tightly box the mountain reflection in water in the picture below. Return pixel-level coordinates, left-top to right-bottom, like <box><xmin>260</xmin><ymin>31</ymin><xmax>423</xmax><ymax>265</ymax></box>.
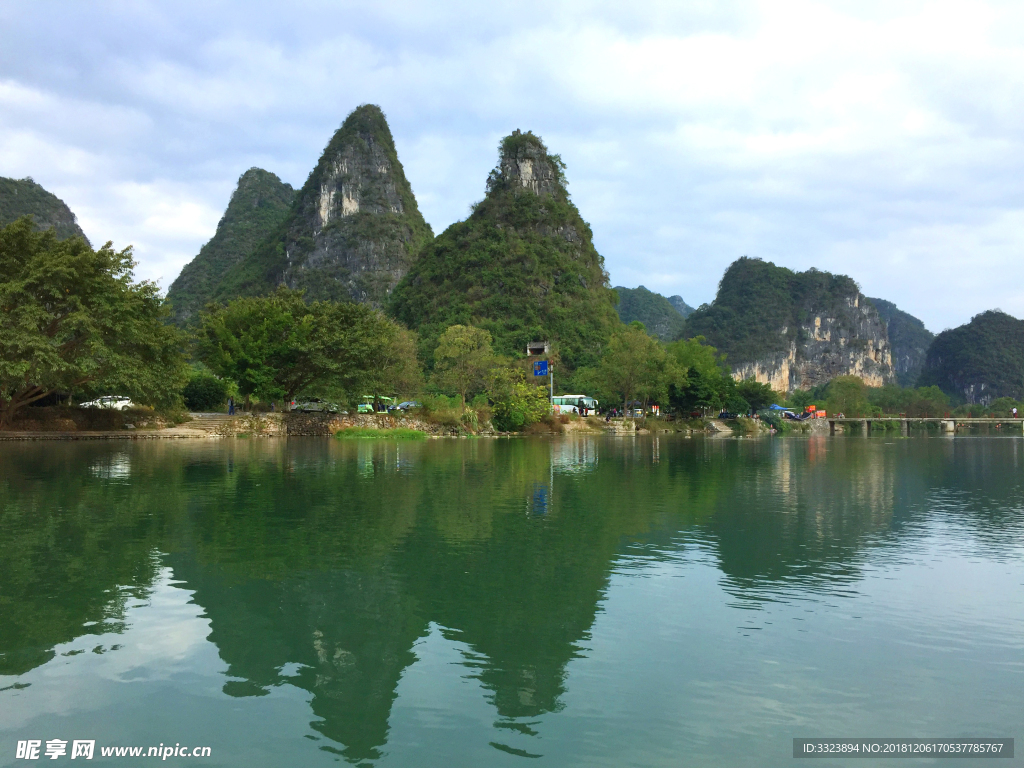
<box><xmin>1</xmin><ymin>436</ymin><xmax>1023</xmax><ymax>766</ymax></box>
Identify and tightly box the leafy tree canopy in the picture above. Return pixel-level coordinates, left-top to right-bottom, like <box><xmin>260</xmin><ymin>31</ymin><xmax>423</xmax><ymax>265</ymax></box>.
<box><xmin>194</xmin><ymin>287</ymin><xmax>406</xmax><ymax>407</ymax></box>
<box><xmin>0</xmin><ymin>217</ymin><xmax>188</xmax><ymax>426</ymax></box>
<box><xmin>183</xmin><ymin>372</ymin><xmax>229</xmax><ymax>412</ymax></box>
<box><xmin>488</xmin><ymin>366</ymin><xmax>550</xmax><ymax>431</ymax></box>
<box><xmin>736</xmin><ymin>378</ymin><xmax>780</xmax><ymax>412</ymax></box>
<box><xmin>598</xmin><ymin>324</ymin><xmax>669</xmax><ymax>412</ymax></box>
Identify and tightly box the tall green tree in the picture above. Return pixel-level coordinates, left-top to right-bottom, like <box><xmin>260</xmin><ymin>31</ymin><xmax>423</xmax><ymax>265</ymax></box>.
<box><xmin>736</xmin><ymin>378</ymin><xmax>780</xmax><ymax>412</ymax></box>
<box><xmin>598</xmin><ymin>323</ymin><xmax>668</xmax><ymax>415</ymax></box>
<box><xmin>194</xmin><ymin>288</ymin><xmax>384</xmax><ymax>408</ymax></box>
<box><xmin>825</xmin><ymin>375</ymin><xmax>871</xmax><ymax>417</ymax></box>
<box><xmin>361</xmin><ymin>324</ymin><xmax>423</xmax><ymax>403</ymax></box>
<box><xmin>0</xmin><ymin>218</ymin><xmax>187</xmax><ymax>427</ymax></box>
<box><xmin>432</xmin><ymin>325</ymin><xmax>495</xmax><ymax>407</ymax></box>
<box><xmin>664</xmin><ymin>336</ymin><xmax>734</xmax><ymax>415</ymax></box>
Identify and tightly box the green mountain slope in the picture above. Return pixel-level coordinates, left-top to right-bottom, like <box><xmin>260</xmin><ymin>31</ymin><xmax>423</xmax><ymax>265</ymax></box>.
<box><xmin>613</xmin><ymin>285</ymin><xmax>686</xmax><ymax>339</ymax></box>
<box><xmin>684</xmin><ymin>257</ymin><xmax>894</xmax><ymax>391</ymax></box>
<box><xmin>0</xmin><ymin>176</ymin><xmax>89</xmax><ymax>245</ymax></box>
<box><xmin>215</xmin><ymin>105</ymin><xmax>432</xmax><ymax>308</ymax></box>
<box><xmin>866</xmin><ymin>297</ymin><xmax>934</xmax><ymax>387</ymax></box>
<box><xmin>166</xmin><ymin>168</ymin><xmax>295</xmax><ymax>325</ymax></box>
<box><xmin>917</xmin><ymin>310</ymin><xmax>1024</xmax><ymax>403</ymax></box>
<box><xmin>389</xmin><ymin>130</ymin><xmax>621</xmax><ymax>369</ymax></box>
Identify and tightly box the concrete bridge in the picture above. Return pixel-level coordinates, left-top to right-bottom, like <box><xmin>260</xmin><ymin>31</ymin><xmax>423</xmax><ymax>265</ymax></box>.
<box><xmin>827</xmin><ymin>417</ymin><xmax>1024</xmax><ymax>435</ymax></box>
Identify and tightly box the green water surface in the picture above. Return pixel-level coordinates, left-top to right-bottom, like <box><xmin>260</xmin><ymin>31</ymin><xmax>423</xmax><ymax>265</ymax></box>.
<box><xmin>0</xmin><ymin>436</ymin><xmax>1022</xmax><ymax>766</ymax></box>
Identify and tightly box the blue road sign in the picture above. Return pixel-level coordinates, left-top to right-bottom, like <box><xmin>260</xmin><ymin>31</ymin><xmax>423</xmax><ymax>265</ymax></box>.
<box><xmin>533</xmin><ymin>360</ymin><xmax>548</xmax><ymax>377</ymax></box>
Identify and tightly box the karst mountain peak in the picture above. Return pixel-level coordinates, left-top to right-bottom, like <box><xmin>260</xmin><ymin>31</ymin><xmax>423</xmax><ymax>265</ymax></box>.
<box><xmin>179</xmin><ymin>104</ymin><xmax>431</xmax><ymax>312</ymax></box>
<box><xmin>487</xmin><ymin>129</ymin><xmax>566</xmax><ymax>199</ymax></box>
<box><xmin>390</xmin><ymin>128</ymin><xmax>620</xmax><ymax>370</ymax></box>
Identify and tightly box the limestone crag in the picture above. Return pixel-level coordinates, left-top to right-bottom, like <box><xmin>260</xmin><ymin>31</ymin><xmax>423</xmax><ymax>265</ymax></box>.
<box><xmin>278</xmin><ymin>105</ymin><xmax>432</xmax><ymax>306</ymax></box>
<box><xmin>208</xmin><ymin>105</ymin><xmax>432</xmax><ymax>308</ymax></box>
<box><xmin>489</xmin><ymin>130</ymin><xmax>561</xmax><ymax>197</ymax></box>
<box><xmin>686</xmin><ymin>257</ymin><xmax>895</xmax><ymax>394</ymax></box>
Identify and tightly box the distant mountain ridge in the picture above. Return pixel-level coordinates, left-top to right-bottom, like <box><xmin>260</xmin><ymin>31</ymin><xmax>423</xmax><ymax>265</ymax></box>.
<box><xmin>668</xmin><ymin>295</ymin><xmax>695</xmax><ymax>318</ymax></box>
<box><xmin>613</xmin><ymin>285</ymin><xmax>688</xmax><ymax>340</ymax></box>
<box><xmin>866</xmin><ymin>297</ymin><xmax>933</xmax><ymax>387</ymax></box>
<box><xmin>0</xmin><ymin>176</ymin><xmax>89</xmax><ymax>245</ymax></box>
<box><xmin>166</xmin><ymin>168</ymin><xmax>295</xmax><ymax>325</ymax></box>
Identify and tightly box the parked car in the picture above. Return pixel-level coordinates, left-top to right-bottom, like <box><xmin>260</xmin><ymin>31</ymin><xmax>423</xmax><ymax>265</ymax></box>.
<box><xmin>292</xmin><ymin>398</ymin><xmax>342</xmax><ymax>413</ymax></box>
<box><xmin>80</xmin><ymin>396</ymin><xmax>134</xmax><ymax>410</ymax></box>
<box><xmin>718</xmin><ymin>411</ymin><xmax>739</xmax><ymax>419</ymax></box>
<box><xmin>387</xmin><ymin>401</ymin><xmax>422</xmax><ymax>412</ymax></box>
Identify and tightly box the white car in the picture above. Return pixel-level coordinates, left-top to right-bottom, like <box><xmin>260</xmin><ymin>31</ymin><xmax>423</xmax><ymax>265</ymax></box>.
<box><xmin>80</xmin><ymin>396</ymin><xmax>134</xmax><ymax>410</ymax></box>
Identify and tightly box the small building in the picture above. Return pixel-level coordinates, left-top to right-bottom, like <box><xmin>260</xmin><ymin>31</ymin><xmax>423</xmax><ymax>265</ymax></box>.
<box><xmin>526</xmin><ymin>341</ymin><xmax>550</xmax><ymax>356</ymax></box>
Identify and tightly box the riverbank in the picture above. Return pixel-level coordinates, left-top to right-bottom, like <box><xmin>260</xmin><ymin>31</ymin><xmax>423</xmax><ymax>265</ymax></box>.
<box><xmin>0</xmin><ymin>410</ymin><xmax>809</xmax><ymax>440</ymax></box>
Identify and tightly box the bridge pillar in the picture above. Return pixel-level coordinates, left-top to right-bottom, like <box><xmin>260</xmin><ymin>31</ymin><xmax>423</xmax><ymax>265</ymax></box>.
<box><xmin>829</xmin><ymin>420</ymin><xmax>835</xmax><ymax>435</ymax></box>
<box><xmin>941</xmin><ymin>419</ymin><xmax>956</xmax><ymax>433</ymax></box>
<box><xmin>861</xmin><ymin>419</ymin><xmax>869</xmax><ymax>435</ymax></box>
<box><xmin>900</xmin><ymin>419</ymin><xmax>908</xmax><ymax>436</ymax></box>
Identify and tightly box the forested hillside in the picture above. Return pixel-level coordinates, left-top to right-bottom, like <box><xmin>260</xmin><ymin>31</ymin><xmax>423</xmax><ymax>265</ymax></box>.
<box><xmin>918</xmin><ymin>310</ymin><xmax>1024</xmax><ymax>403</ymax></box>
<box><xmin>613</xmin><ymin>285</ymin><xmax>686</xmax><ymax>339</ymax></box>
<box><xmin>0</xmin><ymin>176</ymin><xmax>89</xmax><ymax>244</ymax></box>
<box><xmin>389</xmin><ymin>130</ymin><xmax>620</xmax><ymax>369</ymax></box>
<box><xmin>166</xmin><ymin>168</ymin><xmax>294</xmax><ymax>325</ymax></box>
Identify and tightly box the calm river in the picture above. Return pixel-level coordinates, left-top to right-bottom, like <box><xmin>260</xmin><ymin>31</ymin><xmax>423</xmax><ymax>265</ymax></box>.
<box><xmin>1</xmin><ymin>436</ymin><xmax>1022</xmax><ymax>767</ymax></box>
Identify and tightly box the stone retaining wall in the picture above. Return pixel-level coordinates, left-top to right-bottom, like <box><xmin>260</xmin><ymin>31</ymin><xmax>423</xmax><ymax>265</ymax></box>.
<box><xmin>284</xmin><ymin>412</ymin><xmax>450</xmax><ymax>436</ymax></box>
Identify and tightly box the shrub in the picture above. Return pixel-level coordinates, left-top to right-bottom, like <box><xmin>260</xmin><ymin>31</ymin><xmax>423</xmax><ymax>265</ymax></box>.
<box><xmin>182</xmin><ymin>373</ymin><xmax>229</xmax><ymax>412</ymax></box>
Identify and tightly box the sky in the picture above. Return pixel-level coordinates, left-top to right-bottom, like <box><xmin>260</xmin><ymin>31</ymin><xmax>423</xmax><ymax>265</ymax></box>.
<box><xmin>2</xmin><ymin>0</ymin><xmax>1023</xmax><ymax>333</ymax></box>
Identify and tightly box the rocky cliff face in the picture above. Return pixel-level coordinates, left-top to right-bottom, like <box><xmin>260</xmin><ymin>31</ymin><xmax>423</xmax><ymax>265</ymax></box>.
<box><xmin>685</xmin><ymin>258</ymin><xmax>895</xmax><ymax>393</ymax></box>
<box><xmin>390</xmin><ymin>130</ymin><xmax>620</xmax><ymax>368</ymax></box>
<box><xmin>866</xmin><ymin>297</ymin><xmax>934</xmax><ymax>387</ymax></box>
<box><xmin>167</xmin><ymin>168</ymin><xmax>295</xmax><ymax>324</ymax></box>
<box><xmin>0</xmin><ymin>176</ymin><xmax>89</xmax><ymax>245</ymax></box>
<box><xmin>214</xmin><ymin>105</ymin><xmax>432</xmax><ymax>308</ymax></box>
<box><xmin>729</xmin><ymin>297</ymin><xmax>893</xmax><ymax>392</ymax></box>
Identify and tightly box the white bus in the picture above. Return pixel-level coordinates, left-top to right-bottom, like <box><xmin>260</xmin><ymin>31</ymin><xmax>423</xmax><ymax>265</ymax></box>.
<box><xmin>552</xmin><ymin>395</ymin><xmax>599</xmax><ymax>416</ymax></box>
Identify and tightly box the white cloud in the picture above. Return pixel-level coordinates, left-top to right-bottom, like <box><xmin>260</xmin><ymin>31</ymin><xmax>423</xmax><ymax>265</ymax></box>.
<box><xmin>1</xmin><ymin>0</ymin><xmax>1023</xmax><ymax>325</ymax></box>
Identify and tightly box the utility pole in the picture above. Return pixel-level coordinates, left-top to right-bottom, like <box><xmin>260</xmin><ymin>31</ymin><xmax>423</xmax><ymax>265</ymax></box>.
<box><xmin>550</xmin><ymin>364</ymin><xmax>554</xmax><ymax>406</ymax></box>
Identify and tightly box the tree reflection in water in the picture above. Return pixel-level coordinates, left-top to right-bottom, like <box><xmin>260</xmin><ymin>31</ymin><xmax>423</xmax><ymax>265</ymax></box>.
<box><xmin>2</xmin><ymin>436</ymin><xmax>1023</xmax><ymax>761</ymax></box>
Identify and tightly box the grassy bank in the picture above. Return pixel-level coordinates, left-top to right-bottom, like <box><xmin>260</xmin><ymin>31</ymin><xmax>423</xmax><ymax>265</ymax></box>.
<box><xmin>335</xmin><ymin>427</ymin><xmax>427</xmax><ymax>440</ymax></box>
